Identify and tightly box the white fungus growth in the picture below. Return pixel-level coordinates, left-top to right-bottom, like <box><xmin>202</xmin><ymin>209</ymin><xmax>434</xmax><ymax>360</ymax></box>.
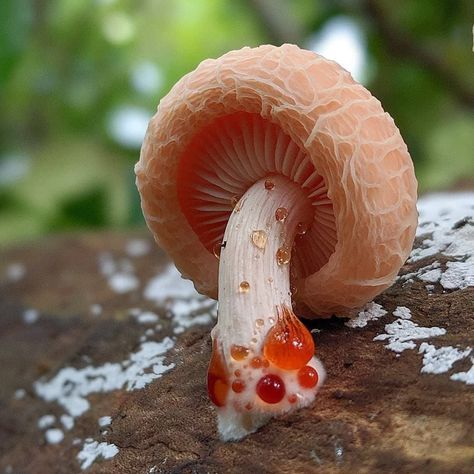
<box><xmin>418</xmin><ymin>268</ymin><xmax>442</xmax><ymax>283</ymax></box>
<box><xmin>440</xmin><ymin>258</ymin><xmax>474</xmax><ymax>290</ymax></box>
<box><xmin>413</xmin><ymin>193</ymin><xmax>473</xmax><ymax>257</ymax></box>
<box><xmin>345</xmin><ymin>302</ymin><xmax>387</xmax><ymax>328</ymax></box>
<box><xmin>392</xmin><ymin>306</ymin><xmax>412</xmax><ymax>320</ymax></box>
<box><xmin>38</xmin><ymin>414</ymin><xmax>56</xmax><ymax>430</ymax></box>
<box><xmin>406</xmin><ymin>193</ymin><xmax>474</xmax><ymax>290</ymax></box>
<box><xmin>77</xmin><ymin>440</ymin><xmax>119</xmax><ymax>470</ymax></box>
<box><xmin>34</xmin><ymin>338</ymin><xmax>175</xmax><ymax>418</ymax></box>
<box><xmin>61</xmin><ymin>414</ymin><xmax>75</xmax><ymax>431</ymax></box>
<box><xmin>45</xmin><ymin>428</ymin><xmax>64</xmax><ymax>444</ymax></box>
<box><xmin>450</xmin><ymin>359</ymin><xmax>474</xmax><ymax>384</ymax></box>
<box><xmin>98</xmin><ymin>416</ymin><xmax>112</xmax><ymax>427</ymax></box>
<box><xmin>23</xmin><ymin>309</ymin><xmax>39</xmax><ymax>324</ymax></box>
<box><xmin>132</xmin><ymin>310</ymin><xmax>159</xmax><ymax>324</ymax></box>
<box><xmin>374</xmin><ymin>319</ymin><xmax>446</xmax><ymax>353</ymax></box>
<box><xmin>99</xmin><ymin>253</ymin><xmax>139</xmax><ymax>294</ymax></box>
<box><xmin>144</xmin><ymin>264</ymin><xmax>217</xmax><ymax>334</ymax></box>
<box><xmin>14</xmin><ymin>388</ymin><xmax>26</xmax><ymax>399</ymax></box>
<box><xmin>125</xmin><ymin>238</ymin><xmax>151</xmax><ymax>257</ymax></box>
<box><xmin>144</xmin><ymin>264</ymin><xmax>199</xmax><ymax>300</ymax></box>
<box><xmin>108</xmin><ymin>273</ymin><xmax>139</xmax><ymax>294</ymax></box>
<box><xmin>419</xmin><ymin>343</ymin><xmax>472</xmax><ymax>375</ymax></box>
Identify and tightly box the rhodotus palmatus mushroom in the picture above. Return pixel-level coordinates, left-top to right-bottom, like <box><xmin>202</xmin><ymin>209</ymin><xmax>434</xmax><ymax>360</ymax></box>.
<box><xmin>135</xmin><ymin>44</ymin><xmax>418</xmax><ymax>440</ymax></box>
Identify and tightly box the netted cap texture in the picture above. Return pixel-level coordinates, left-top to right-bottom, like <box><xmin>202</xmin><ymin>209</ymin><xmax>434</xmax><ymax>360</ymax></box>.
<box><xmin>136</xmin><ymin>44</ymin><xmax>418</xmax><ymax>316</ymax></box>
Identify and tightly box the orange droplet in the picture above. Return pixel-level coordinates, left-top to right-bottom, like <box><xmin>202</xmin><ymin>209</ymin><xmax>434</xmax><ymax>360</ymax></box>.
<box><xmin>264</xmin><ymin>179</ymin><xmax>275</xmax><ymax>190</ymax></box>
<box><xmin>251</xmin><ymin>230</ymin><xmax>267</xmax><ymax>249</ymax></box>
<box><xmin>275</xmin><ymin>207</ymin><xmax>289</xmax><ymax>222</ymax></box>
<box><xmin>230</xmin><ymin>344</ymin><xmax>249</xmax><ymax>361</ymax></box>
<box><xmin>298</xmin><ymin>365</ymin><xmax>319</xmax><ymax>388</ymax></box>
<box><xmin>212</xmin><ymin>242</ymin><xmax>222</xmax><ymax>259</ymax></box>
<box><xmin>232</xmin><ymin>379</ymin><xmax>246</xmax><ymax>393</ymax></box>
<box><xmin>234</xmin><ymin>369</ymin><xmax>241</xmax><ymax>377</ymax></box>
<box><xmin>208</xmin><ymin>339</ymin><xmax>229</xmax><ymax>407</ymax></box>
<box><xmin>262</xmin><ymin>358</ymin><xmax>270</xmax><ymax>368</ymax></box>
<box><xmin>276</xmin><ymin>247</ymin><xmax>291</xmax><ymax>265</ymax></box>
<box><xmin>250</xmin><ymin>356</ymin><xmax>263</xmax><ymax>369</ymax></box>
<box><xmin>263</xmin><ymin>305</ymin><xmax>315</xmax><ymax>370</ymax></box>
<box><xmin>239</xmin><ymin>281</ymin><xmax>250</xmax><ymax>293</ymax></box>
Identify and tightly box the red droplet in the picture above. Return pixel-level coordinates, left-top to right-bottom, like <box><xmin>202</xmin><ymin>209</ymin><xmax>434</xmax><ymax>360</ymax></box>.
<box><xmin>288</xmin><ymin>394</ymin><xmax>298</xmax><ymax>404</ymax></box>
<box><xmin>263</xmin><ymin>305</ymin><xmax>315</xmax><ymax>370</ymax></box>
<box><xmin>207</xmin><ymin>339</ymin><xmax>229</xmax><ymax>407</ymax></box>
<box><xmin>297</xmin><ymin>365</ymin><xmax>319</xmax><ymax>389</ymax></box>
<box><xmin>232</xmin><ymin>380</ymin><xmax>246</xmax><ymax>393</ymax></box>
<box><xmin>256</xmin><ymin>374</ymin><xmax>285</xmax><ymax>404</ymax></box>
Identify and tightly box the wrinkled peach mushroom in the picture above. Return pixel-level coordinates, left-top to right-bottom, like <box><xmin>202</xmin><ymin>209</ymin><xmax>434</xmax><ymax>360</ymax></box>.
<box><xmin>135</xmin><ymin>44</ymin><xmax>418</xmax><ymax>440</ymax></box>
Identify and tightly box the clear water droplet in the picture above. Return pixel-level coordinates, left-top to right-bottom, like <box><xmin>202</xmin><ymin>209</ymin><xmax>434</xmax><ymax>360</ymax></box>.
<box><xmin>296</xmin><ymin>221</ymin><xmax>309</xmax><ymax>235</ymax></box>
<box><xmin>276</xmin><ymin>247</ymin><xmax>291</xmax><ymax>265</ymax></box>
<box><xmin>264</xmin><ymin>179</ymin><xmax>275</xmax><ymax>190</ymax></box>
<box><xmin>251</xmin><ymin>230</ymin><xmax>267</xmax><ymax>249</ymax></box>
<box><xmin>256</xmin><ymin>318</ymin><xmax>264</xmax><ymax>327</ymax></box>
<box><xmin>275</xmin><ymin>207</ymin><xmax>288</xmax><ymax>222</ymax></box>
<box><xmin>239</xmin><ymin>281</ymin><xmax>250</xmax><ymax>293</ymax></box>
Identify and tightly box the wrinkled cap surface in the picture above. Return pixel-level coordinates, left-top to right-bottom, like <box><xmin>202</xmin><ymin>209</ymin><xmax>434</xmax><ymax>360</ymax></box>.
<box><xmin>135</xmin><ymin>44</ymin><xmax>418</xmax><ymax>316</ymax></box>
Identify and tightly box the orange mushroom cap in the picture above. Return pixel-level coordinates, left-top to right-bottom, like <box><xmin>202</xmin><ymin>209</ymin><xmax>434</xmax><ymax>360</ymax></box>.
<box><xmin>136</xmin><ymin>44</ymin><xmax>418</xmax><ymax>316</ymax></box>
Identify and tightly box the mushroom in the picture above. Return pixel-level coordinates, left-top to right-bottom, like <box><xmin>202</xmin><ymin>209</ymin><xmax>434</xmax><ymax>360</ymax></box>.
<box><xmin>135</xmin><ymin>44</ymin><xmax>418</xmax><ymax>440</ymax></box>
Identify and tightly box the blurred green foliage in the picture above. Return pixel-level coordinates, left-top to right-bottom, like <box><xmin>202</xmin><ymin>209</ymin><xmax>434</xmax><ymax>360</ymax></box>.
<box><xmin>0</xmin><ymin>0</ymin><xmax>473</xmax><ymax>246</ymax></box>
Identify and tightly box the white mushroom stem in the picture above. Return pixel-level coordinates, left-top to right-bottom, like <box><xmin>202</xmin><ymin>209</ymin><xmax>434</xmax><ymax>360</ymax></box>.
<box><xmin>211</xmin><ymin>175</ymin><xmax>325</xmax><ymax>441</ymax></box>
<box><xmin>217</xmin><ymin>175</ymin><xmax>312</xmax><ymax>353</ymax></box>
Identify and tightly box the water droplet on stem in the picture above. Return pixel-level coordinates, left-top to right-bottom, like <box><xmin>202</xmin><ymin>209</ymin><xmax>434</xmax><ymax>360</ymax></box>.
<box><xmin>251</xmin><ymin>230</ymin><xmax>267</xmax><ymax>249</ymax></box>
<box><xmin>230</xmin><ymin>344</ymin><xmax>249</xmax><ymax>361</ymax></box>
<box><xmin>276</xmin><ymin>247</ymin><xmax>291</xmax><ymax>265</ymax></box>
<box><xmin>275</xmin><ymin>207</ymin><xmax>288</xmax><ymax>222</ymax></box>
<box><xmin>264</xmin><ymin>179</ymin><xmax>275</xmax><ymax>190</ymax></box>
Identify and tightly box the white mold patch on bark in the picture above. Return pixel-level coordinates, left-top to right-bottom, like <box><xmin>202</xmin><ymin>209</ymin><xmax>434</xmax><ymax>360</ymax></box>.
<box><xmin>406</xmin><ymin>193</ymin><xmax>474</xmax><ymax>290</ymax></box>
<box><xmin>34</xmin><ymin>337</ymin><xmax>175</xmax><ymax>418</ymax></box>
<box><xmin>77</xmin><ymin>440</ymin><xmax>119</xmax><ymax>470</ymax></box>
<box><xmin>374</xmin><ymin>318</ymin><xmax>446</xmax><ymax>353</ymax></box>
<box><xmin>144</xmin><ymin>263</ymin><xmax>217</xmax><ymax>334</ymax></box>
<box><xmin>345</xmin><ymin>302</ymin><xmax>387</xmax><ymax>328</ymax></box>
<box><xmin>419</xmin><ymin>343</ymin><xmax>472</xmax><ymax>375</ymax></box>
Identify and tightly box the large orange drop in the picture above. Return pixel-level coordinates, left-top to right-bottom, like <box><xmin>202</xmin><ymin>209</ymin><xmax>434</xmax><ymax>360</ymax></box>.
<box><xmin>263</xmin><ymin>305</ymin><xmax>315</xmax><ymax>370</ymax></box>
<box><xmin>207</xmin><ymin>339</ymin><xmax>229</xmax><ymax>407</ymax></box>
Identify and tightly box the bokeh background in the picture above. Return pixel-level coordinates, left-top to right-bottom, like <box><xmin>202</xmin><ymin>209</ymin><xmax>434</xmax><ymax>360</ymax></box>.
<box><xmin>1</xmin><ymin>0</ymin><xmax>473</xmax><ymax>247</ymax></box>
